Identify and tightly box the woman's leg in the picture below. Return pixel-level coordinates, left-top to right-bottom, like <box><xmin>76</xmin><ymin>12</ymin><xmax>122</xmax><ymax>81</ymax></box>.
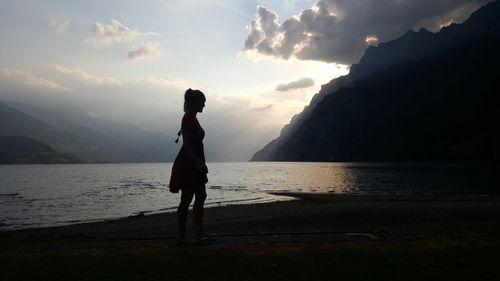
<box><xmin>193</xmin><ymin>185</ymin><xmax>207</xmax><ymax>238</ymax></box>
<box><xmin>177</xmin><ymin>190</ymin><xmax>194</xmax><ymax>241</ymax></box>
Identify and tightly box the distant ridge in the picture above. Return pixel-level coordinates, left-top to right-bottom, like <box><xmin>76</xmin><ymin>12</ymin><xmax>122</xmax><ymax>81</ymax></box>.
<box><xmin>251</xmin><ymin>1</ymin><xmax>500</xmax><ymax>162</ymax></box>
<box><xmin>351</xmin><ymin>0</ymin><xmax>500</xmax><ymax>80</ymax></box>
<box><xmin>0</xmin><ymin>102</ymin><xmax>108</xmax><ymax>162</ymax></box>
<box><xmin>9</xmin><ymin>102</ymin><xmax>178</xmax><ymax>162</ymax></box>
<box><xmin>0</xmin><ymin>135</ymin><xmax>81</xmax><ymax>164</ymax></box>
<box><xmin>0</xmin><ymin>102</ymin><xmax>177</xmax><ymax>163</ymax></box>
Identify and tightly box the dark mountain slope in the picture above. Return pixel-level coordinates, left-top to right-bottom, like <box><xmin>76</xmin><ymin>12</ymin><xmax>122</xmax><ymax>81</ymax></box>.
<box><xmin>273</xmin><ymin>30</ymin><xmax>500</xmax><ymax>161</ymax></box>
<box><xmin>251</xmin><ymin>72</ymin><xmax>353</xmax><ymax>161</ymax></box>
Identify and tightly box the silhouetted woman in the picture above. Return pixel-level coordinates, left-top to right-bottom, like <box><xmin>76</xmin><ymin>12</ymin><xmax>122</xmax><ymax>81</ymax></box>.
<box><xmin>169</xmin><ymin>88</ymin><xmax>209</xmax><ymax>243</ymax></box>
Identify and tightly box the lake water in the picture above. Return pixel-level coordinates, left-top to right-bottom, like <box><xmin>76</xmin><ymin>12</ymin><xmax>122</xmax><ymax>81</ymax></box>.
<box><xmin>0</xmin><ymin>162</ymin><xmax>497</xmax><ymax>230</ymax></box>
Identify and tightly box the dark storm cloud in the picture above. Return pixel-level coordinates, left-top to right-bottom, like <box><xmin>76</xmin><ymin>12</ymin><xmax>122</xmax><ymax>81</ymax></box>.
<box><xmin>244</xmin><ymin>0</ymin><xmax>493</xmax><ymax>64</ymax></box>
<box><xmin>276</xmin><ymin>77</ymin><xmax>315</xmax><ymax>91</ymax></box>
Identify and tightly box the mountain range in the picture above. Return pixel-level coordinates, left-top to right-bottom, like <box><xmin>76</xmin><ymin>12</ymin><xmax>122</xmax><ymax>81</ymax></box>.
<box><xmin>251</xmin><ymin>1</ymin><xmax>500</xmax><ymax>162</ymax></box>
<box><xmin>0</xmin><ymin>102</ymin><xmax>177</xmax><ymax>163</ymax></box>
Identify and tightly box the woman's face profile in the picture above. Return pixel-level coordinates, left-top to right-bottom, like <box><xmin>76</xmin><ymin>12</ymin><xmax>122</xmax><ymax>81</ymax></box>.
<box><xmin>196</xmin><ymin>100</ymin><xmax>205</xmax><ymax>113</ymax></box>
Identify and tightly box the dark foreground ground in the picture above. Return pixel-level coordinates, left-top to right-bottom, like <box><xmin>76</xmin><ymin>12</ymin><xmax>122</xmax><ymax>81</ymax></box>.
<box><xmin>1</xmin><ymin>193</ymin><xmax>500</xmax><ymax>281</ymax></box>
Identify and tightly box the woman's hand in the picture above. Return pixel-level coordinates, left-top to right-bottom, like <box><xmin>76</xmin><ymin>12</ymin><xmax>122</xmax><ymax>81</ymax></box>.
<box><xmin>197</xmin><ymin>162</ymin><xmax>208</xmax><ymax>174</ymax></box>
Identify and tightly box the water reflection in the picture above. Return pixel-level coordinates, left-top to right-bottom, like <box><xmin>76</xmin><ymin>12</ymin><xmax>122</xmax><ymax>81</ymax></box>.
<box><xmin>207</xmin><ymin>162</ymin><xmax>497</xmax><ymax>195</ymax></box>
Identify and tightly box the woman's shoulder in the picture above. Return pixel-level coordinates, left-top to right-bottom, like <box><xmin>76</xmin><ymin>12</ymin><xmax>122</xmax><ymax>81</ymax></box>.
<box><xmin>182</xmin><ymin>113</ymin><xmax>194</xmax><ymax>120</ymax></box>
<box><xmin>182</xmin><ymin>113</ymin><xmax>197</xmax><ymax>127</ymax></box>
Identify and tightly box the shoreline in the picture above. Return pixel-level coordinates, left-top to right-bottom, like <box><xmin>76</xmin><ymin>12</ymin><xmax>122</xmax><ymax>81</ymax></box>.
<box><xmin>2</xmin><ymin>191</ymin><xmax>496</xmax><ymax>232</ymax></box>
<box><xmin>2</xmin><ymin>193</ymin><xmax>500</xmax><ymax>280</ymax></box>
<box><xmin>2</xmin><ymin>192</ymin><xmax>499</xmax><ymax>239</ymax></box>
<box><xmin>0</xmin><ymin>193</ymin><xmax>295</xmax><ymax>232</ymax></box>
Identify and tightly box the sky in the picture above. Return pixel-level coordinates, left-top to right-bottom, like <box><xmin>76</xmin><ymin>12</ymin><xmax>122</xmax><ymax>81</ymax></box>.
<box><xmin>0</xmin><ymin>0</ymin><xmax>492</xmax><ymax>161</ymax></box>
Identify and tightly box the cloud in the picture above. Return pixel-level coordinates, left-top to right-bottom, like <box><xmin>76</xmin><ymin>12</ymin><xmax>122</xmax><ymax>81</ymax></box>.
<box><xmin>244</xmin><ymin>0</ymin><xmax>493</xmax><ymax>64</ymax></box>
<box><xmin>47</xmin><ymin>65</ymin><xmax>122</xmax><ymax>87</ymax></box>
<box><xmin>365</xmin><ymin>36</ymin><xmax>379</xmax><ymax>46</ymax></box>
<box><xmin>88</xmin><ymin>19</ymin><xmax>158</xmax><ymax>47</ymax></box>
<box><xmin>0</xmin><ymin>68</ymin><xmax>68</xmax><ymax>91</ymax></box>
<box><xmin>0</xmin><ymin>65</ymin><xmax>186</xmax><ymax>123</ymax></box>
<box><xmin>250</xmin><ymin>104</ymin><xmax>274</xmax><ymax>112</ymax></box>
<box><xmin>50</xmin><ymin>19</ymin><xmax>70</xmax><ymax>34</ymax></box>
<box><xmin>127</xmin><ymin>42</ymin><xmax>160</xmax><ymax>60</ymax></box>
<box><xmin>276</xmin><ymin>77</ymin><xmax>315</xmax><ymax>91</ymax></box>
<box><xmin>129</xmin><ymin>77</ymin><xmax>191</xmax><ymax>90</ymax></box>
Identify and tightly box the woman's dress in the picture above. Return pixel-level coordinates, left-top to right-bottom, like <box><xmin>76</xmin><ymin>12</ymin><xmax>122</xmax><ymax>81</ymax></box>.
<box><xmin>169</xmin><ymin>114</ymin><xmax>208</xmax><ymax>193</ymax></box>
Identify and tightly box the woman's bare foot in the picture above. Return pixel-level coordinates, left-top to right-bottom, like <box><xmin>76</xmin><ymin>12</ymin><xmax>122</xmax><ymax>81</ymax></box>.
<box><xmin>194</xmin><ymin>232</ymin><xmax>213</xmax><ymax>241</ymax></box>
<box><xmin>177</xmin><ymin>235</ymin><xmax>196</xmax><ymax>244</ymax></box>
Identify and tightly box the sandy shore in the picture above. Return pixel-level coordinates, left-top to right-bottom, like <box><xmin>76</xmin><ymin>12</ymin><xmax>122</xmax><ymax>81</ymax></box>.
<box><xmin>1</xmin><ymin>193</ymin><xmax>500</xmax><ymax>280</ymax></box>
